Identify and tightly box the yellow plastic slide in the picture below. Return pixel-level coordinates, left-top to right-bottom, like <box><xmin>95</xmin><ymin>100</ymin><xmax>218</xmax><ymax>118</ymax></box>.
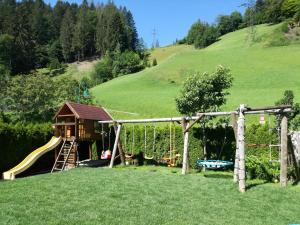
<box><xmin>3</xmin><ymin>136</ymin><xmax>62</xmax><ymax>180</ymax></box>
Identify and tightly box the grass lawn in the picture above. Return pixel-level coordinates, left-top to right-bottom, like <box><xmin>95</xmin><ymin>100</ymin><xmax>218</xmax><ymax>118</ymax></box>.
<box><xmin>1</xmin><ymin>166</ymin><xmax>299</xmax><ymax>225</ymax></box>
<box><xmin>91</xmin><ymin>24</ymin><xmax>300</xmax><ymax>119</ymax></box>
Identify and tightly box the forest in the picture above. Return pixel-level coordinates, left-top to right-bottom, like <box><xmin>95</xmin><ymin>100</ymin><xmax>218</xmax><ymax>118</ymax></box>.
<box><xmin>0</xmin><ymin>0</ymin><xmax>146</xmax><ymax>75</ymax></box>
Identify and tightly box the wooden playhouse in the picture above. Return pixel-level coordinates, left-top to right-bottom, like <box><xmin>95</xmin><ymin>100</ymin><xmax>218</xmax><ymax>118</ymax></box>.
<box><xmin>52</xmin><ymin>102</ymin><xmax>113</xmax><ymax>171</ymax></box>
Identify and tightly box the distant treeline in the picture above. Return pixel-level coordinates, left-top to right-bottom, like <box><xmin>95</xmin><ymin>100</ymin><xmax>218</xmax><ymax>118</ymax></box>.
<box><xmin>181</xmin><ymin>0</ymin><xmax>300</xmax><ymax>48</ymax></box>
<box><xmin>0</xmin><ymin>0</ymin><xmax>146</xmax><ymax>75</ymax></box>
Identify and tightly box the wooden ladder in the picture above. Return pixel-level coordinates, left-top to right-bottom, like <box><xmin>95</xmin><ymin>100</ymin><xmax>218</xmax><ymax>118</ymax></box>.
<box><xmin>51</xmin><ymin>138</ymin><xmax>77</xmax><ymax>173</ymax></box>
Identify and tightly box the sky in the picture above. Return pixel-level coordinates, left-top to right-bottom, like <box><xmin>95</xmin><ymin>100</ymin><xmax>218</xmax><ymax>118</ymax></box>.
<box><xmin>46</xmin><ymin>0</ymin><xmax>246</xmax><ymax>47</ymax></box>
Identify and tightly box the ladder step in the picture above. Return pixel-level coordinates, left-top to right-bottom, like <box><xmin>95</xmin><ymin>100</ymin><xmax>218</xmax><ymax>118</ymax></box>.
<box><xmin>57</xmin><ymin>161</ymin><xmax>65</xmax><ymax>163</ymax></box>
<box><xmin>269</xmin><ymin>144</ymin><xmax>281</xmax><ymax>147</ymax></box>
<box><xmin>53</xmin><ymin>168</ymin><xmax>63</xmax><ymax>171</ymax></box>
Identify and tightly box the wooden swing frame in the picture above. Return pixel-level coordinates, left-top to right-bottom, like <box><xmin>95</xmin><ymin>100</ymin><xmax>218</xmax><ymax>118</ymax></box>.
<box><xmin>99</xmin><ymin>104</ymin><xmax>294</xmax><ymax>192</ymax></box>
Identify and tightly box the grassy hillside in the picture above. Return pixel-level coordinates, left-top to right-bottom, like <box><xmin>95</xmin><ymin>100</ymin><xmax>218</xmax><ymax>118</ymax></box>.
<box><xmin>1</xmin><ymin>167</ymin><xmax>299</xmax><ymax>225</ymax></box>
<box><xmin>91</xmin><ymin>24</ymin><xmax>300</xmax><ymax>119</ymax></box>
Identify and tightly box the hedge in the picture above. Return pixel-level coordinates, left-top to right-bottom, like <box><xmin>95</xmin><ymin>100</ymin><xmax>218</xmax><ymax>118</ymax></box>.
<box><xmin>118</xmin><ymin>123</ymin><xmax>278</xmax><ymax>173</ymax></box>
<box><xmin>0</xmin><ymin>122</ymin><xmax>52</xmax><ymax>174</ymax></box>
<box><xmin>0</xmin><ymin>120</ymin><xmax>287</xmax><ymax>181</ymax></box>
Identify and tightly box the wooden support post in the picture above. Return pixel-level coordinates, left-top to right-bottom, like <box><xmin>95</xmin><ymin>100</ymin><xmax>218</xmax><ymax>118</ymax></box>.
<box><xmin>280</xmin><ymin>115</ymin><xmax>288</xmax><ymax>187</ymax></box>
<box><xmin>231</xmin><ymin>113</ymin><xmax>239</xmax><ymax>183</ymax></box>
<box><xmin>109</xmin><ymin>123</ymin><xmax>122</xmax><ymax>168</ymax></box>
<box><xmin>238</xmin><ymin>105</ymin><xmax>246</xmax><ymax>193</ymax></box>
<box><xmin>288</xmin><ymin>135</ymin><xmax>300</xmax><ymax>181</ymax></box>
<box><xmin>89</xmin><ymin>143</ymin><xmax>92</xmax><ymax>160</ymax></box>
<box><xmin>113</xmin><ymin>122</ymin><xmax>125</xmax><ymax>166</ymax></box>
<box><xmin>182</xmin><ymin>118</ymin><xmax>190</xmax><ymax>175</ymax></box>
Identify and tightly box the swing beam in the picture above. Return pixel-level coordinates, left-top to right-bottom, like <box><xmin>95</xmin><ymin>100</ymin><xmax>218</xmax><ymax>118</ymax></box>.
<box><xmin>99</xmin><ymin>104</ymin><xmax>292</xmax><ymax>193</ymax></box>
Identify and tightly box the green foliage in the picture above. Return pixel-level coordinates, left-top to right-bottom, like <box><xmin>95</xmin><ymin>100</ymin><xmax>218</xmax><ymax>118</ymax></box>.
<box><xmin>175</xmin><ymin>66</ymin><xmax>233</xmax><ymax>115</ymax></box>
<box><xmin>0</xmin><ymin>34</ymin><xmax>14</xmax><ymax>72</ymax></box>
<box><xmin>186</xmin><ymin>20</ymin><xmax>208</xmax><ymax>45</ymax></box>
<box><xmin>91</xmin><ymin>51</ymin><xmax>144</xmax><ymax>85</ymax></box>
<box><xmin>112</xmin><ymin>51</ymin><xmax>144</xmax><ymax>76</ymax></box>
<box><xmin>0</xmin><ymin>1</ymin><xmax>140</xmax><ymax>75</ymax></box>
<box><xmin>195</xmin><ymin>26</ymin><xmax>219</xmax><ymax>48</ymax></box>
<box><xmin>217</xmin><ymin>11</ymin><xmax>243</xmax><ymax>35</ymax></box>
<box><xmin>246</xmin><ymin>156</ymin><xmax>280</xmax><ymax>181</ymax></box>
<box><xmin>60</xmin><ymin>8</ymin><xmax>74</xmax><ymax>62</ymax></box>
<box><xmin>3</xmin><ymin>73</ymin><xmax>93</xmax><ymax>122</ymax></box>
<box><xmin>91</xmin><ymin>57</ymin><xmax>113</xmax><ymax>85</ymax></box>
<box><xmin>120</xmin><ymin>124</ymin><xmax>236</xmax><ymax>169</ymax></box>
<box><xmin>152</xmin><ymin>58</ymin><xmax>157</xmax><ymax>66</ymax></box>
<box><xmin>282</xmin><ymin>0</ymin><xmax>300</xmax><ymax>19</ymax></box>
<box><xmin>0</xmin><ymin>121</ymin><xmax>52</xmax><ymax>174</ymax></box>
<box><xmin>275</xmin><ymin>90</ymin><xmax>300</xmax><ymax>130</ymax></box>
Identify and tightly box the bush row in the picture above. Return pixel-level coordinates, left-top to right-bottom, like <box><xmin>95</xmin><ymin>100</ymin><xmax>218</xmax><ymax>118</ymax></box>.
<box><xmin>0</xmin><ymin>122</ymin><xmax>52</xmax><ymax>174</ymax></box>
<box><xmin>117</xmin><ymin>123</ymin><xmax>281</xmax><ymax>179</ymax></box>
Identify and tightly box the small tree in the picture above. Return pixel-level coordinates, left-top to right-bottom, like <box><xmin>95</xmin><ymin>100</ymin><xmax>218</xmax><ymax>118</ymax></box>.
<box><xmin>175</xmin><ymin>66</ymin><xmax>233</xmax><ymax>115</ymax></box>
<box><xmin>152</xmin><ymin>58</ymin><xmax>157</xmax><ymax>66</ymax></box>
<box><xmin>275</xmin><ymin>90</ymin><xmax>300</xmax><ymax>130</ymax></box>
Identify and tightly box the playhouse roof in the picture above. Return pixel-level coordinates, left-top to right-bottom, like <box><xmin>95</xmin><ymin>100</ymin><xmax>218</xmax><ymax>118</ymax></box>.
<box><xmin>54</xmin><ymin>102</ymin><xmax>113</xmax><ymax>121</ymax></box>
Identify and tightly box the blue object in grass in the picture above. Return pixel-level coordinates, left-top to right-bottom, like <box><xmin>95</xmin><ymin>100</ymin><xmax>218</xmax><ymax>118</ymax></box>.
<box><xmin>196</xmin><ymin>160</ymin><xmax>233</xmax><ymax>169</ymax></box>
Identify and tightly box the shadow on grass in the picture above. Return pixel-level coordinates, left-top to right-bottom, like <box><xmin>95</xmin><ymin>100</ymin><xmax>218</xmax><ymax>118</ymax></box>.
<box><xmin>203</xmin><ymin>173</ymin><xmax>233</xmax><ymax>179</ymax></box>
<box><xmin>246</xmin><ymin>180</ymin><xmax>269</xmax><ymax>190</ymax></box>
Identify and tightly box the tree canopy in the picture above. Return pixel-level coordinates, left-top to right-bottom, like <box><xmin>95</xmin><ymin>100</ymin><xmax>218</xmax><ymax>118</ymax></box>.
<box><xmin>0</xmin><ymin>0</ymin><xmax>140</xmax><ymax>75</ymax></box>
<box><xmin>175</xmin><ymin>66</ymin><xmax>233</xmax><ymax>115</ymax></box>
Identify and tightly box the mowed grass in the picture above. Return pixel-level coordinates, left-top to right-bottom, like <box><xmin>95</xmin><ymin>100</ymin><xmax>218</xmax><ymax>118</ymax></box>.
<box><xmin>92</xmin><ymin>24</ymin><xmax>300</xmax><ymax>119</ymax></box>
<box><xmin>0</xmin><ymin>167</ymin><xmax>299</xmax><ymax>225</ymax></box>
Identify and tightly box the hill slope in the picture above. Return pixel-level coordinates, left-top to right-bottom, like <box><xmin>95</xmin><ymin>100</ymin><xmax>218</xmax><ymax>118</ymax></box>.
<box><xmin>91</xmin><ymin>24</ymin><xmax>300</xmax><ymax>119</ymax></box>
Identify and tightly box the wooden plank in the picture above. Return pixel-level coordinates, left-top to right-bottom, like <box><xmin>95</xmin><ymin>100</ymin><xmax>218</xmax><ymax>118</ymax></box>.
<box><xmin>57</xmin><ymin>114</ymin><xmax>76</xmax><ymax>117</ymax></box>
<box><xmin>231</xmin><ymin>113</ymin><xmax>239</xmax><ymax>183</ymax></box>
<box><xmin>238</xmin><ymin>104</ymin><xmax>246</xmax><ymax>193</ymax></box>
<box><xmin>184</xmin><ymin>114</ymin><xmax>204</xmax><ymax>133</ymax></box>
<box><xmin>109</xmin><ymin>124</ymin><xmax>122</xmax><ymax>168</ymax></box>
<box><xmin>113</xmin><ymin>122</ymin><xmax>125</xmax><ymax>166</ymax></box>
<box><xmin>288</xmin><ymin>135</ymin><xmax>300</xmax><ymax>181</ymax></box>
<box><xmin>280</xmin><ymin>115</ymin><xmax>288</xmax><ymax>187</ymax></box>
<box><xmin>181</xmin><ymin>118</ymin><xmax>190</xmax><ymax>175</ymax></box>
<box><xmin>98</xmin><ymin>106</ymin><xmax>292</xmax><ymax>125</ymax></box>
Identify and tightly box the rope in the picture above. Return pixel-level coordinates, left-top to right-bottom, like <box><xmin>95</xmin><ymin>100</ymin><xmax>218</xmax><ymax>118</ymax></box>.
<box><xmin>217</xmin><ymin>122</ymin><xmax>228</xmax><ymax>160</ymax></box>
<box><xmin>124</xmin><ymin>126</ymin><xmax>127</xmax><ymax>152</ymax></box>
<box><xmin>101</xmin><ymin>124</ymin><xmax>105</xmax><ymax>151</ymax></box>
<box><xmin>108</xmin><ymin>126</ymin><xmax>111</xmax><ymax>150</ymax></box>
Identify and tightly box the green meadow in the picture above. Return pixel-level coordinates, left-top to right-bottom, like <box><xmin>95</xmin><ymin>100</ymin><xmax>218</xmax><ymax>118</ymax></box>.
<box><xmin>1</xmin><ymin>167</ymin><xmax>300</xmax><ymax>225</ymax></box>
<box><xmin>91</xmin><ymin>24</ymin><xmax>300</xmax><ymax>119</ymax></box>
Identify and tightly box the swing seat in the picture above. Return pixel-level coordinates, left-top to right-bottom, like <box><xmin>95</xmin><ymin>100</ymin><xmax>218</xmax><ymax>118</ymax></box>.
<box><xmin>125</xmin><ymin>154</ymin><xmax>134</xmax><ymax>159</ymax></box>
<box><xmin>144</xmin><ymin>155</ymin><xmax>154</xmax><ymax>160</ymax></box>
<box><xmin>196</xmin><ymin>160</ymin><xmax>233</xmax><ymax>169</ymax></box>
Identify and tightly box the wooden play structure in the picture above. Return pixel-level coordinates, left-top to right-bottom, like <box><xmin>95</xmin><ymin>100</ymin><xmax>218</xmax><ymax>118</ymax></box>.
<box><xmin>51</xmin><ymin>102</ymin><xmax>112</xmax><ymax>172</ymax></box>
<box><xmin>99</xmin><ymin>104</ymin><xmax>298</xmax><ymax>192</ymax></box>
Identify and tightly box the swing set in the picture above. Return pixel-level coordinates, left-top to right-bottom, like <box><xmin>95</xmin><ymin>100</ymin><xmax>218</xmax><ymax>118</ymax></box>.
<box><xmin>99</xmin><ymin>104</ymin><xmax>294</xmax><ymax>192</ymax></box>
<box><xmin>122</xmin><ymin>123</ymin><xmax>181</xmax><ymax>166</ymax></box>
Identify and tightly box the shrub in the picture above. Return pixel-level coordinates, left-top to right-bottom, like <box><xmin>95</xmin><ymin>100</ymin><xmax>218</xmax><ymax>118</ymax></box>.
<box><xmin>152</xmin><ymin>58</ymin><xmax>157</xmax><ymax>66</ymax></box>
<box><xmin>112</xmin><ymin>51</ymin><xmax>144</xmax><ymax>76</ymax></box>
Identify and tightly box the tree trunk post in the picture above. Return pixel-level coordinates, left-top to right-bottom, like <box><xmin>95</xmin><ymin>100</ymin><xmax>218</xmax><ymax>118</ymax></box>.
<box><xmin>280</xmin><ymin>115</ymin><xmax>288</xmax><ymax>187</ymax></box>
<box><xmin>182</xmin><ymin>118</ymin><xmax>190</xmax><ymax>175</ymax></box>
<box><xmin>113</xmin><ymin>122</ymin><xmax>125</xmax><ymax>166</ymax></box>
<box><xmin>231</xmin><ymin>113</ymin><xmax>239</xmax><ymax>183</ymax></box>
<box><xmin>238</xmin><ymin>104</ymin><xmax>246</xmax><ymax>193</ymax></box>
<box><xmin>109</xmin><ymin>123</ymin><xmax>122</xmax><ymax>168</ymax></box>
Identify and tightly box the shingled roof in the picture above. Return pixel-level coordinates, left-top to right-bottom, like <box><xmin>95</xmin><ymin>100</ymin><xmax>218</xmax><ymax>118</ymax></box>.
<box><xmin>54</xmin><ymin>102</ymin><xmax>113</xmax><ymax>121</ymax></box>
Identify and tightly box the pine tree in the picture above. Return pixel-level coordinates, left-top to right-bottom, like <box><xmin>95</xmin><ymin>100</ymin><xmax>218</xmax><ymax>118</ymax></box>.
<box><xmin>60</xmin><ymin>8</ymin><xmax>74</xmax><ymax>62</ymax></box>
<box><xmin>104</xmin><ymin>3</ymin><xmax>128</xmax><ymax>52</ymax></box>
<box><xmin>95</xmin><ymin>9</ymin><xmax>107</xmax><ymax>56</ymax></box>
<box><xmin>121</xmin><ymin>8</ymin><xmax>138</xmax><ymax>51</ymax></box>
<box><xmin>72</xmin><ymin>2</ymin><xmax>89</xmax><ymax>60</ymax></box>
